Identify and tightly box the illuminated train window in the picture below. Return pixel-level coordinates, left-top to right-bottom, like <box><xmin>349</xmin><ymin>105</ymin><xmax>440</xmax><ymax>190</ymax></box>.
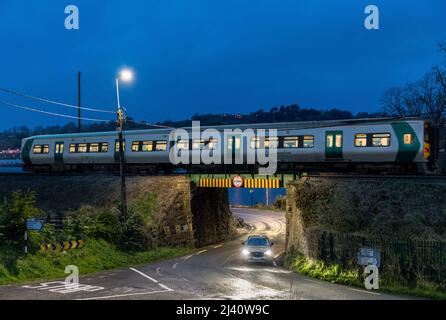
<box><xmin>404</xmin><ymin>133</ymin><xmax>414</xmax><ymax>145</ymax></box>
<box><xmin>33</xmin><ymin>144</ymin><xmax>49</xmax><ymax>154</ymax></box>
<box><xmin>354</xmin><ymin>133</ymin><xmax>391</xmax><ymax>147</ymax></box>
<box><xmin>284</xmin><ymin>137</ymin><xmax>299</xmax><ymax>148</ymax></box>
<box><xmin>372</xmin><ymin>133</ymin><xmax>390</xmax><ymax>147</ymax></box>
<box><xmin>355</xmin><ymin>134</ymin><xmax>367</xmax><ymax>147</ymax></box>
<box><xmin>155</xmin><ymin>141</ymin><xmax>167</xmax><ymax>151</ymax></box>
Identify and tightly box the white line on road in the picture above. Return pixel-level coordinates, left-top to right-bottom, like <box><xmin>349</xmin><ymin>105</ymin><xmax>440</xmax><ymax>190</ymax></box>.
<box><xmin>156</xmin><ymin>267</ymin><xmax>162</xmax><ymax>275</ymax></box>
<box><xmin>76</xmin><ymin>289</ymin><xmax>169</xmax><ymax>300</ymax></box>
<box><xmin>130</xmin><ymin>268</ymin><xmax>158</xmax><ymax>283</ymax></box>
<box><xmin>213</xmin><ymin>245</ymin><xmax>223</xmax><ymax>249</ymax></box>
<box><xmin>172</xmin><ymin>263</ymin><xmax>178</xmax><ymax>269</ymax></box>
<box><xmin>349</xmin><ymin>288</ymin><xmax>381</xmax><ymax>296</ymax></box>
<box><xmin>182</xmin><ymin>255</ymin><xmax>193</xmax><ymax>260</ymax></box>
<box><xmin>158</xmin><ymin>284</ymin><xmax>173</xmax><ymax>291</ymax></box>
<box><xmin>196</xmin><ymin>249</ymin><xmax>208</xmax><ymax>255</ymax></box>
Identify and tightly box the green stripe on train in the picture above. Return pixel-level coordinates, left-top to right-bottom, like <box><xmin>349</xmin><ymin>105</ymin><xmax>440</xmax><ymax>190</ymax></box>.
<box><xmin>391</xmin><ymin>122</ymin><xmax>420</xmax><ymax>162</ymax></box>
<box><xmin>21</xmin><ymin>139</ymin><xmax>34</xmax><ymax>165</ymax></box>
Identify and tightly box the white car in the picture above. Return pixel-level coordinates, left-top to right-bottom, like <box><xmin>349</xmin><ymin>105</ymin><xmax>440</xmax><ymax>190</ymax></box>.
<box><xmin>241</xmin><ymin>235</ymin><xmax>274</xmax><ymax>263</ymax></box>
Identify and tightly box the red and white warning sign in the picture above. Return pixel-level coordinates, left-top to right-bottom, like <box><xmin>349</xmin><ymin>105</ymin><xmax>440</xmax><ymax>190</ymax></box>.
<box><xmin>232</xmin><ymin>175</ymin><xmax>244</xmax><ymax>188</ymax></box>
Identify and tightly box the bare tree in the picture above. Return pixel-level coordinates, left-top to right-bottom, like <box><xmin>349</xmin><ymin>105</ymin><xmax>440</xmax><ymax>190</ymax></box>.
<box><xmin>381</xmin><ymin>42</ymin><xmax>446</xmax><ymax>127</ymax></box>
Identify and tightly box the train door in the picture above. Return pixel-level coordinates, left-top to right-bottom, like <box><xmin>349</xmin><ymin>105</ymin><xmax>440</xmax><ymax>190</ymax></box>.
<box><xmin>114</xmin><ymin>139</ymin><xmax>126</xmax><ymax>163</ymax></box>
<box><xmin>325</xmin><ymin>131</ymin><xmax>343</xmax><ymax>160</ymax></box>
<box><xmin>227</xmin><ymin>135</ymin><xmax>242</xmax><ymax>164</ymax></box>
<box><xmin>54</xmin><ymin>142</ymin><xmax>64</xmax><ymax>164</ymax></box>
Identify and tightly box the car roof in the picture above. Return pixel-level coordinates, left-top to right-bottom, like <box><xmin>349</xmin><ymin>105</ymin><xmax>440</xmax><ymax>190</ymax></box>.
<box><xmin>247</xmin><ymin>235</ymin><xmax>269</xmax><ymax>239</ymax></box>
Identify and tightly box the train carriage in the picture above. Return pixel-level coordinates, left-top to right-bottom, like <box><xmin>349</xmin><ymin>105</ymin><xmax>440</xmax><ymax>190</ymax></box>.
<box><xmin>20</xmin><ymin>118</ymin><xmax>438</xmax><ymax>174</ymax></box>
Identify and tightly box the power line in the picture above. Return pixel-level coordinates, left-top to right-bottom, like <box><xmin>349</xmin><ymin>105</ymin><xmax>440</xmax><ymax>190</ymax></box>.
<box><xmin>0</xmin><ymin>100</ymin><xmax>113</xmax><ymax>122</ymax></box>
<box><xmin>0</xmin><ymin>87</ymin><xmax>115</xmax><ymax>114</ymax></box>
<box><xmin>125</xmin><ymin>118</ymin><xmax>174</xmax><ymax>129</ymax></box>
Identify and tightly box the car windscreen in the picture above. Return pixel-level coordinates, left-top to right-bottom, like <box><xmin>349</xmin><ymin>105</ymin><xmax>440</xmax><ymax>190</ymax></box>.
<box><xmin>247</xmin><ymin>237</ymin><xmax>269</xmax><ymax>246</ymax></box>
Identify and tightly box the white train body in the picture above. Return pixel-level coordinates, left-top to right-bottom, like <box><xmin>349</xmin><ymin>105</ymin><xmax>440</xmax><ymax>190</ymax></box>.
<box><xmin>20</xmin><ymin>118</ymin><xmax>437</xmax><ymax>174</ymax></box>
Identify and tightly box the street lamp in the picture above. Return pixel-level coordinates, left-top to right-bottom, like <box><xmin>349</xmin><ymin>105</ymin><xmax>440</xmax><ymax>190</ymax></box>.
<box><xmin>116</xmin><ymin>68</ymin><xmax>134</xmax><ymax>224</ymax></box>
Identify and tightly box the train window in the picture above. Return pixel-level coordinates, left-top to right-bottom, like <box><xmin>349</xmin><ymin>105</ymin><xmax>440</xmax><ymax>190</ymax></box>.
<box><xmin>78</xmin><ymin>144</ymin><xmax>88</xmax><ymax>153</ymax></box>
<box><xmin>303</xmin><ymin>136</ymin><xmax>314</xmax><ymax>148</ymax></box>
<box><xmin>32</xmin><ymin>145</ymin><xmax>42</xmax><ymax>154</ymax></box>
<box><xmin>206</xmin><ymin>139</ymin><xmax>218</xmax><ymax>150</ymax></box>
<box><xmin>355</xmin><ymin>134</ymin><xmax>367</xmax><ymax>147</ymax></box>
<box><xmin>265</xmin><ymin>137</ymin><xmax>279</xmax><ymax>149</ymax></box>
<box><xmin>100</xmin><ymin>143</ymin><xmax>109</xmax><ymax>153</ymax></box>
<box><xmin>142</xmin><ymin>141</ymin><xmax>154</xmax><ymax>152</ymax></box>
<box><xmin>404</xmin><ymin>133</ymin><xmax>414</xmax><ymax>145</ymax></box>
<box><xmin>55</xmin><ymin>143</ymin><xmax>64</xmax><ymax>154</ymax></box>
<box><xmin>335</xmin><ymin>134</ymin><xmax>342</xmax><ymax>148</ymax></box>
<box><xmin>192</xmin><ymin>140</ymin><xmax>206</xmax><ymax>150</ymax></box>
<box><xmin>177</xmin><ymin>140</ymin><xmax>189</xmax><ymax>150</ymax></box>
<box><xmin>372</xmin><ymin>133</ymin><xmax>390</xmax><ymax>147</ymax></box>
<box><xmin>69</xmin><ymin>144</ymin><xmax>76</xmax><ymax>153</ymax></box>
<box><xmin>326</xmin><ymin>135</ymin><xmax>334</xmax><ymax>148</ymax></box>
<box><xmin>155</xmin><ymin>141</ymin><xmax>167</xmax><ymax>151</ymax></box>
<box><xmin>250</xmin><ymin>137</ymin><xmax>261</xmax><ymax>149</ymax></box>
<box><xmin>33</xmin><ymin>145</ymin><xmax>49</xmax><ymax>154</ymax></box>
<box><xmin>115</xmin><ymin>141</ymin><xmax>126</xmax><ymax>152</ymax></box>
<box><xmin>131</xmin><ymin>141</ymin><xmax>140</xmax><ymax>152</ymax></box>
<box><xmin>89</xmin><ymin>143</ymin><xmax>99</xmax><ymax>153</ymax></box>
<box><xmin>284</xmin><ymin>137</ymin><xmax>299</xmax><ymax>148</ymax></box>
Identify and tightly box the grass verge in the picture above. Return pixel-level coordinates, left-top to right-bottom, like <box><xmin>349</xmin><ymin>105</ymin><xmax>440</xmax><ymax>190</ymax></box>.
<box><xmin>284</xmin><ymin>253</ymin><xmax>446</xmax><ymax>300</ymax></box>
<box><xmin>0</xmin><ymin>239</ymin><xmax>192</xmax><ymax>286</ymax></box>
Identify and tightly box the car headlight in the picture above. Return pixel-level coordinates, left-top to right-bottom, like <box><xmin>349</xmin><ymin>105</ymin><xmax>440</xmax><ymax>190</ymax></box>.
<box><xmin>265</xmin><ymin>250</ymin><xmax>272</xmax><ymax>256</ymax></box>
<box><xmin>242</xmin><ymin>249</ymin><xmax>250</xmax><ymax>256</ymax></box>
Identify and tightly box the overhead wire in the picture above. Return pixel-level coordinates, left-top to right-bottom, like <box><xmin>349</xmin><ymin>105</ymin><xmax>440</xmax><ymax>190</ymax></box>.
<box><xmin>0</xmin><ymin>100</ymin><xmax>114</xmax><ymax>123</ymax></box>
<box><xmin>0</xmin><ymin>87</ymin><xmax>115</xmax><ymax>114</ymax></box>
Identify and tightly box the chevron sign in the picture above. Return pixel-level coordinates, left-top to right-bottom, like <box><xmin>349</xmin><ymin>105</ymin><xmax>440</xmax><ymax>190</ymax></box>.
<box><xmin>40</xmin><ymin>240</ymin><xmax>86</xmax><ymax>253</ymax></box>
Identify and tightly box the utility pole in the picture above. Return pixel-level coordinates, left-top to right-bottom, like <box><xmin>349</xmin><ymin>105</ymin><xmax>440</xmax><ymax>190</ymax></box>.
<box><xmin>78</xmin><ymin>71</ymin><xmax>81</xmax><ymax>133</ymax></box>
<box><xmin>116</xmin><ymin>77</ymin><xmax>128</xmax><ymax>224</ymax></box>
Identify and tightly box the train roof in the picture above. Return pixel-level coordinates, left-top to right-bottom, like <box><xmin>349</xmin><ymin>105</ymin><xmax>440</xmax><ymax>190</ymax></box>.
<box><xmin>26</xmin><ymin>117</ymin><xmax>426</xmax><ymax>140</ymax></box>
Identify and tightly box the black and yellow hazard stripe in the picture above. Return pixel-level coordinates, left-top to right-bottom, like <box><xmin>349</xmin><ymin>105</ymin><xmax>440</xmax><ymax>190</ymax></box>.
<box><xmin>199</xmin><ymin>178</ymin><xmax>281</xmax><ymax>188</ymax></box>
<box><xmin>244</xmin><ymin>179</ymin><xmax>281</xmax><ymax>189</ymax></box>
<box><xmin>199</xmin><ymin>178</ymin><xmax>232</xmax><ymax>188</ymax></box>
<box><xmin>40</xmin><ymin>240</ymin><xmax>86</xmax><ymax>253</ymax></box>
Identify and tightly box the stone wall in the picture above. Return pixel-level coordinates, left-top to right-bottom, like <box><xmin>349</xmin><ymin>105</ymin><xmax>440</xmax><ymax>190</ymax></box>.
<box><xmin>286</xmin><ymin>177</ymin><xmax>446</xmax><ymax>255</ymax></box>
<box><xmin>0</xmin><ymin>175</ymin><xmax>234</xmax><ymax>248</ymax></box>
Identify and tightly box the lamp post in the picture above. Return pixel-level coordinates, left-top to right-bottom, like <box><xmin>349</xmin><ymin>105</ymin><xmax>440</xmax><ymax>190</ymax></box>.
<box><xmin>116</xmin><ymin>68</ymin><xmax>133</xmax><ymax>223</ymax></box>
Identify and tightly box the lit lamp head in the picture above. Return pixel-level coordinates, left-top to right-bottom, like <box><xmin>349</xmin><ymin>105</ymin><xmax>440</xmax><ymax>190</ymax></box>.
<box><xmin>118</xmin><ymin>69</ymin><xmax>134</xmax><ymax>82</ymax></box>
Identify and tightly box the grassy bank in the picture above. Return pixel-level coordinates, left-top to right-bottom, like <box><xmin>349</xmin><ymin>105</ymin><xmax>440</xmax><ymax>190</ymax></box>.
<box><xmin>284</xmin><ymin>253</ymin><xmax>446</xmax><ymax>300</ymax></box>
<box><xmin>0</xmin><ymin>239</ymin><xmax>192</xmax><ymax>286</ymax></box>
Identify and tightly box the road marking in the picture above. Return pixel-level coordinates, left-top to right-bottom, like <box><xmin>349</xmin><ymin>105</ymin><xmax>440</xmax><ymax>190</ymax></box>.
<box><xmin>182</xmin><ymin>255</ymin><xmax>193</xmax><ymax>260</ymax></box>
<box><xmin>196</xmin><ymin>249</ymin><xmax>207</xmax><ymax>255</ymax></box>
<box><xmin>156</xmin><ymin>267</ymin><xmax>162</xmax><ymax>275</ymax></box>
<box><xmin>76</xmin><ymin>289</ymin><xmax>169</xmax><ymax>300</ymax></box>
<box><xmin>172</xmin><ymin>263</ymin><xmax>178</xmax><ymax>269</ymax></box>
<box><xmin>130</xmin><ymin>268</ymin><xmax>158</xmax><ymax>283</ymax></box>
<box><xmin>158</xmin><ymin>284</ymin><xmax>173</xmax><ymax>291</ymax></box>
<box><xmin>349</xmin><ymin>288</ymin><xmax>381</xmax><ymax>296</ymax></box>
<box><xmin>213</xmin><ymin>245</ymin><xmax>223</xmax><ymax>249</ymax></box>
<box><xmin>22</xmin><ymin>281</ymin><xmax>104</xmax><ymax>294</ymax></box>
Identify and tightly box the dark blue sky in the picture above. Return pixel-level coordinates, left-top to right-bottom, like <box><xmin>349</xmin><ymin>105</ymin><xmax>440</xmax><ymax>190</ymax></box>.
<box><xmin>0</xmin><ymin>0</ymin><xmax>445</xmax><ymax>129</ymax></box>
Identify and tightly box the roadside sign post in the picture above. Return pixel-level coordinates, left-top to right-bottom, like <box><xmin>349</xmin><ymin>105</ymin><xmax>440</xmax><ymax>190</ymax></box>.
<box><xmin>25</xmin><ymin>218</ymin><xmax>45</xmax><ymax>257</ymax></box>
<box><xmin>357</xmin><ymin>247</ymin><xmax>381</xmax><ymax>268</ymax></box>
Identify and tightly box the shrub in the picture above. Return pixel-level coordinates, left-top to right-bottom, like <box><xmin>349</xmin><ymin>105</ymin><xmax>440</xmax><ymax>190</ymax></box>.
<box><xmin>0</xmin><ymin>191</ymin><xmax>42</xmax><ymax>246</ymax></box>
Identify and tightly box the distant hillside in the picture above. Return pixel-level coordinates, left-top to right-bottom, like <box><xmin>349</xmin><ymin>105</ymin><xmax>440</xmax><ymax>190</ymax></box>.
<box><xmin>0</xmin><ymin>104</ymin><xmax>386</xmax><ymax>150</ymax></box>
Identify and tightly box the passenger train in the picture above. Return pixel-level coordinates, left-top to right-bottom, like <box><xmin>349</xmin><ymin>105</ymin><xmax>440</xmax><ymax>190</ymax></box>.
<box><xmin>20</xmin><ymin>118</ymin><xmax>439</xmax><ymax>174</ymax></box>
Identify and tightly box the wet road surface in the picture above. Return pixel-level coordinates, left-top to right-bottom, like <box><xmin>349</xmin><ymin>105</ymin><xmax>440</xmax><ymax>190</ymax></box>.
<box><xmin>0</xmin><ymin>208</ymin><xmax>410</xmax><ymax>300</ymax></box>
